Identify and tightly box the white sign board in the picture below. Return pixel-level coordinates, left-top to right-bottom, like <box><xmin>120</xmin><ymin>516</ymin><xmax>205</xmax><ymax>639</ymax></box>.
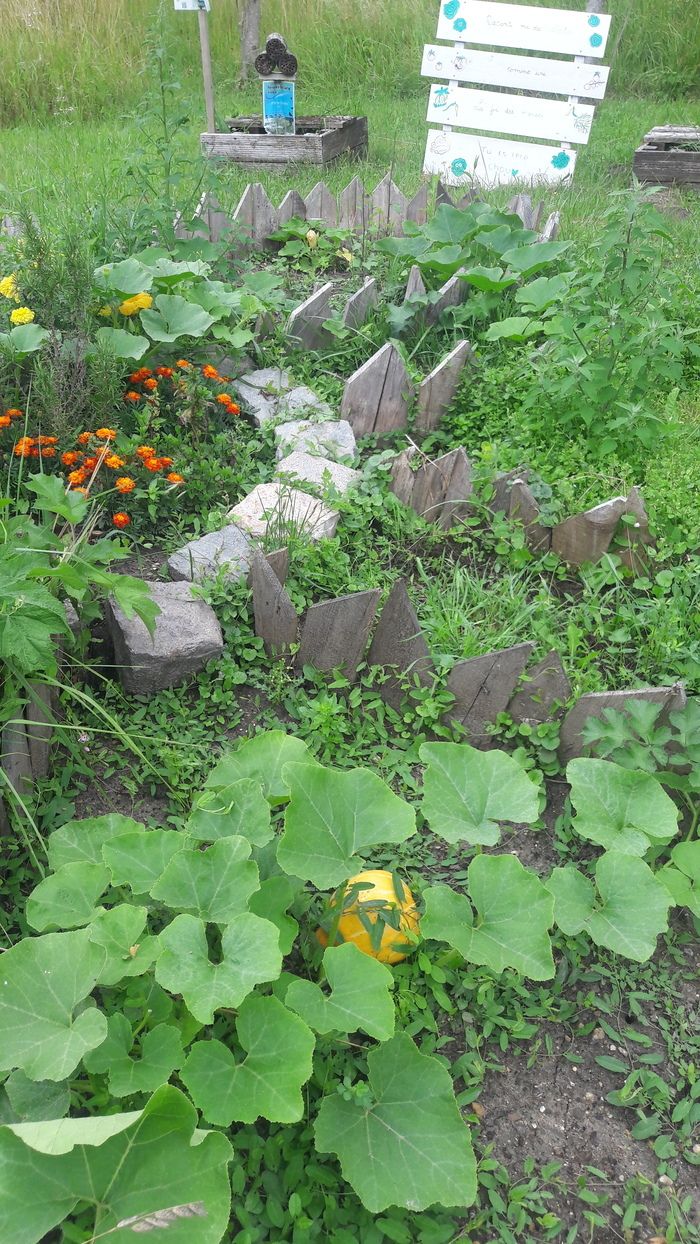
<box><xmin>424</xmin><ymin>128</ymin><xmax>577</xmax><ymax>188</ymax></box>
<box><xmin>421</xmin><ymin>44</ymin><xmax>610</xmax><ymax>99</ymax></box>
<box><xmin>427</xmin><ymin>83</ymin><xmax>594</xmax><ymax>145</ymax></box>
<box><xmin>174</xmin><ymin>0</ymin><xmax>210</xmax><ymax>10</ymax></box>
<box><xmin>436</xmin><ymin>0</ymin><xmax>610</xmax><ymax>58</ymax></box>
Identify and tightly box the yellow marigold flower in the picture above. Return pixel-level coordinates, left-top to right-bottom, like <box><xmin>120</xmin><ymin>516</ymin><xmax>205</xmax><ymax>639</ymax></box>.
<box><xmin>119</xmin><ymin>292</ymin><xmax>153</xmax><ymax>316</ymax></box>
<box><xmin>9</xmin><ymin>307</ymin><xmax>35</xmax><ymax>326</ymax></box>
<box><xmin>0</xmin><ymin>275</ymin><xmax>19</xmax><ymax>301</ymax></box>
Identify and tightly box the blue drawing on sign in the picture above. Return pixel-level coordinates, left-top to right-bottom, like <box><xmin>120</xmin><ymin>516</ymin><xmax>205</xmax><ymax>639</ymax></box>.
<box><xmin>263</xmin><ymin>81</ymin><xmax>294</xmax><ymax>119</ymax></box>
<box><xmin>453</xmin><ymin>17</ymin><xmax>467</xmax><ymax>31</ymax></box>
<box><xmin>443</xmin><ymin>0</ymin><xmax>460</xmax><ymax>17</ymax></box>
<box><xmin>589</xmin><ymin>32</ymin><xmax>603</xmax><ymax>47</ymax></box>
<box><xmin>551</xmin><ymin>151</ymin><xmax>571</xmax><ymax>170</ymax></box>
<box><xmin>588</xmin><ymin>13</ymin><xmax>601</xmax><ymax>25</ymax></box>
<box><xmin>511</xmin><ymin>169</ymin><xmax>519</xmax><ymax>177</ymax></box>
<box><xmin>451</xmin><ymin>158</ymin><xmax>468</xmax><ymax>175</ymax></box>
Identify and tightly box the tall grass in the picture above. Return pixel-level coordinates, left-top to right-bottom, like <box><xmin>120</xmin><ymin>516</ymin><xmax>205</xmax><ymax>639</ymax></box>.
<box><xmin>2</xmin><ymin>0</ymin><xmax>699</xmax><ymax>127</ymax></box>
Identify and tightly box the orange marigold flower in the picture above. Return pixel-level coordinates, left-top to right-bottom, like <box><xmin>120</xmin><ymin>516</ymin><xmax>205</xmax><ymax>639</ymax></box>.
<box><xmin>216</xmin><ymin>393</ymin><xmax>232</xmax><ymax>405</ymax></box>
<box><xmin>135</xmin><ymin>445</ymin><xmax>156</xmax><ymax>458</ymax></box>
<box><xmin>105</xmin><ymin>454</ymin><xmax>125</xmax><ymax>469</ymax></box>
<box><xmin>28</xmin><ymin>446</ymin><xmax>41</xmax><ymax>457</ymax></box>
<box><xmin>124</xmin><ymin>391</ymin><xmax>141</xmax><ymax>403</ymax></box>
<box><xmin>155</xmin><ymin>366</ymin><xmax>173</xmax><ymax>378</ymax></box>
<box><xmin>96</xmin><ymin>427</ymin><xmax>117</xmax><ymax>440</ymax></box>
<box><xmin>113</xmin><ymin>512</ymin><xmax>131</xmax><ymax>528</ymax></box>
<box><xmin>39</xmin><ymin>446</ymin><xmax>56</xmax><ymax>457</ymax></box>
<box><xmin>115</xmin><ymin>476</ymin><xmax>136</xmax><ymax>493</ymax></box>
<box><xmin>176</xmin><ymin>359</ymin><xmax>191</xmax><ymax>368</ymax></box>
<box><xmin>144</xmin><ymin>457</ymin><xmax>162</xmax><ymax>472</ymax></box>
<box><xmin>37</xmin><ymin>435</ymin><xmax>58</xmax><ymax>445</ymax></box>
<box><xmin>71</xmin><ymin>486</ymin><xmax>89</xmax><ymax>497</ymax></box>
<box><xmin>61</xmin><ymin>451</ymin><xmax>81</xmax><ymax>466</ymax></box>
<box><xmin>13</xmin><ymin>437</ymin><xmax>34</xmax><ymax>456</ymax></box>
<box><xmin>77</xmin><ymin>432</ymin><xmax>93</xmax><ymax>444</ymax></box>
<box><xmin>202</xmin><ymin>364</ymin><xmax>219</xmax><ymax>379</ymax></box>
<box><xmin>83</xmin><ymin>456</ymin><xmax>99</xmax><ymax>470</ymax></box>
<box><xmin>68</xmin><ymin>468</ymin><xmax>88</xmax><ymax>485</ymax></box>
<box><xmin>225</xmin><ymin>402</ymin><xmax>241</xmax><ymax>416</ymax></box>
<box><xmin>129</xmin><ymin>368</ymin><xmax>152</xmax><ymax>383</ymax></box>
<box><xmin>166</xmin><ymin>472</ymin><xmax>184</xmax><ymax>484</ymax></box>
<box><xmin>157</xmin><ymin>456</ymin><xmax>173</xmax><ymax>467</ymax></box>
<box><xmin>143</xmin><ymin>378</ymin><xmax>158</xmax><ymax>392</ymax></box>
<box><xmin>5</xmin><ymin>408</ymin><xmax>23</xmax><ymax>419</ymax></box>
<box><xmin>0</xmin><ymin>415</ymin><xmax>11</xmax><ymax>429</ymax></box>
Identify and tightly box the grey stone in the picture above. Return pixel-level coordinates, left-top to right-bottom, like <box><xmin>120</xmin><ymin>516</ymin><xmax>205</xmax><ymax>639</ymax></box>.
<box><xmin>366</xmin><ymin>579</ymin><xmax>434</xmax><ymax>710</ymax></box>
<box><xmin>276</xmin><ymin>385</ymin><xmax>334</xmax><ymax>422</ymax></box>
<box><xmin>274</xmin><ymin>418</ymin><xmax>357</xmax><ymax>463</ymax></box>
<box><xmin>552</xmin><ymin>496</ymin><xmax>627</xmax><ymax>566</ymax></box>
<box><xmin>167</xmin><ymin>525</ymin><xmax>252</xmax><ymax>584</ymax></box>
<box><xmin>233</xmin><ymin>367</ymin><xmax>292</xmax><ymax>426</ymax></box>
<box><xmin>228</xmin><ymin>481</ymin><xmax>339</xmax><ymax>542</ymax></box>
<box><xmin>276</xmin><ymin>451</ymin><xmax>361</xmax><ymax>497</ymax></box>
<box><xmin>507</xmin><ymin>650</ymin><xmax>572</xmax><ymax>724</ymax></box>
<box><xmin>105</xmin><ymin>581</ymin><xmax>223</xmax><ymax>695</ymax></box>
<box><xmin>236</xmin><ymin>367</ymin><xmax>292</xmax><ymax>392</ymax></box>
<box><xmin>559</xmin><ymin>685</ymin><xmax>687</xmax><ymax>763</ymax></box>
<box><xmin>250</xmin><ymin>551</ymin><xmax>298</xmax><ymax>656</ymax></box>
<box><xmin>445</xmin><ymin>643</ymin><xmax>535</xmax><ymax>743</ymax></box>
<box><xmin>296</xmin><ymin>589</ymin><xmax>380</xmax><ymax>679</ymax></box>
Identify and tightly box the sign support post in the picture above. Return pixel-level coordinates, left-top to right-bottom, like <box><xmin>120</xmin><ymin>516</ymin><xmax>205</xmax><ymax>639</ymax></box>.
<box><xmin>174</xmin><ymin>0</ymin><xmax>216</xmax><ymax>132</ymax></box>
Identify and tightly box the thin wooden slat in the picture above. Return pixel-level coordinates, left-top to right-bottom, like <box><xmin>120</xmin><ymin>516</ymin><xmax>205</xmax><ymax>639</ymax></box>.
<box><xmin>296</xmin><ymin>589</ymin><xmax>380</xmax><ymax>679</ymax></box>
<box><xmin>507</xmin><ymin>651</ymin><xmax>571</xmax><ymax>724</ymax></box>
<box><xmin>435</xmin><ymin>180</ymin><xmax>455</xmax><ymax>206</ymax></box>
<box><xmin>425</xmin><ymin>271</ymin><xmax>467</xmax><ymax>327</ymax></box>
<box><xmin>436</xmin><ymin>0</ymin><xmax>611</xmax><ymax>59</ymax></box>
<box><xmin>342</xmin><ymin>277</ymin><xmax>379</xmax><ymax>330</ymax></box>
<box><xmin>427</xmin><ymin>84</ymin><xmax>595</xmax><ymax>146</ymax></box>
<box><xmin>390</xmin><ymin>446</ymin><xmax>473</xmax><ymax>529</ymax></box>
<box><xmin>421</xmin><ymin>44</ymin><xmax>610</xmax><ymax>99</ymax></box>
<box><xmin>509</xmin><ymin>479</ymin><xmax>551</xmax><ymax>552</ymax></box>
<box><xmin>233</xmin><ymin>183</ymin><xmax>279</xmax><ymax>247</ymax></box>
<box><xmin>406</xmin><ymin>184</ymin><xmax>430</xmax><ymax>225</ymax></box>
<box><xmin>366</xmin><ymin>579</ymin><xmax>434</xmax><ymax>710</ymax></box>
<box><xmin>277</xmin><ymin>189</ymin><xmax>307</xmax><ymax>225</ymax></box>
<box><xmin>305</xmin><ymin>181</ymin><xmax>338</xmax><ymax>226</ymax></box>
<box><xmin>250</xmin><ymin>550</ymin><xmax>298</xmax><ymax>656</ymax></box>
<box><xmin>287</xmin><ymin>281</ymin><xmax>335</xmax><ymax>351</ymax></box>
<box><xmin>370</xmin><ymin>173</ymin><xmax>408</xmax><ymax>235</ymax></box>
<box><xmin>551</xmin><ymin>496</ymin><xmax>628</xmax><ymax>566</ymax></box>
<box><xmin>539</xmin><ymin>211</ymin><xmax>561</xmax><ymax>241</ymax></box>
<box><xmin>25</xmin><ymin>683</ymin><xmax>53</xmax><ymax>780</ymax></box>
<box><xmin>1</xmin><ymin>720</ymin><xmax>34</xmax><ymax>796</ymax></box>
<box><xmin>444</xmin><ymin>643</ymin><xmax>535</xmax><ymax>742</ymax></box>
<box><xmin>338</xmin><ymin>176</ymin><xmax>370</xmax><ymax>233</ymax></box>
<box><xmin>340</xmin><ymin>342</ymin><xmax>414</xmax><ymax>438</ymax></box>
<box><xmin>404</xmin><ymin>265</ymin><xmax>427</xmax><ymax>301</ymax></box>
<box><xmin>416</xmin><ymin>340</ymin><xmax>473</xmax><ymax>433</ymax></box>
<box><xmin>644</xmin><ymin>125</ymin><xmax>700</xmax><ymax>146</ymax></box>
<box><xmin>559</xmin><ymin>686</ymin><xmax>686</xmax><ymax>763</ymax></box>
<box><xmin>424</xmin><ymin>129</ymin><xmax>577</xmax><ymax>188</ymax></box>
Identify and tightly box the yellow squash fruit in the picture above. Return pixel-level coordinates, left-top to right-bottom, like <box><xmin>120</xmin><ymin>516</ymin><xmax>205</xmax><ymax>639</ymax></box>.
<box><xmin>317</xmin><ymin>869</ymin><xmax>419</xmax><ymax>965</ymax></box>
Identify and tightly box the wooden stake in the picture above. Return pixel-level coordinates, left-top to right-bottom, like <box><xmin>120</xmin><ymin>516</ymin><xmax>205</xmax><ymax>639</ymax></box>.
<box><xmin>198</xmin><ymin>5</ymin><xmax>216</xmax><ymax>132</ymax></box>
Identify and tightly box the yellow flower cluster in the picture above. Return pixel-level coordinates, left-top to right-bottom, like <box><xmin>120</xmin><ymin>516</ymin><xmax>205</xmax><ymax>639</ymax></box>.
<box><xmin>0</xmin><ymin>274</ymin><xmax>19</xmax><ymax>302</ymax></box>
<box><xmin>10</xmin><ymin>307</ymin><xmax>35</xmax><ymax>325</ymax></box>
<box><xmin>119</xmin><ymin>292</ymin><xmax>153</xmax><ymax>316</ymax></box>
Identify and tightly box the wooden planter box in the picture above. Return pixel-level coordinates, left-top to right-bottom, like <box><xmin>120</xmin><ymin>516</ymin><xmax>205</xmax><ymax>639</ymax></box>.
<box><xmin>201</xmin><ymin>115</ymin><xmax>368</xmax><ymax>171</ymax></box>
<box><xmin>633</xmin><ymin>126</ymin><xmax>700</xmax><ymax>187</ymax></box>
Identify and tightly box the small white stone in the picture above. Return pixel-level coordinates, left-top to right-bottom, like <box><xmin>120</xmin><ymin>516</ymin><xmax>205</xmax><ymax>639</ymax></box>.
<box><xmin>228</xmin><ymin>481</ymin><xmax>338</xmax><ymax>542</ymax></box>
<box><xmin>276</xmin><ymin>451</ymin><xmax>361</xmax><ymax>497</ymax></box>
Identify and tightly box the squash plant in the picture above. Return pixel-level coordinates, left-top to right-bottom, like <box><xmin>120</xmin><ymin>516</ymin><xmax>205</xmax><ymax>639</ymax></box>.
<box><xmin>0</xmin><ymin>732</ymin><xmax>686</xmax><ymax>1242</ymax></box>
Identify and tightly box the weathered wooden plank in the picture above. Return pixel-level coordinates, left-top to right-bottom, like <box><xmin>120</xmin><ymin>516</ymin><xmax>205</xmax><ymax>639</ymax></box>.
<box><xmin>404</xmin><ymin>265</ymin><xmax>427</xmax><ymax>302</ymax></box>
<box><xmin>1</xmin><ymin>719</ymin><xmax>34</xmax><ymax>796</ymax></box>
<box><xmin>421</xmin><ymin>44</ymin><xmax>610</xmax><ymax>98</ymax></box>
<box><xmin>445</xmin><ymin>643</ymin><xmax>536</xmax><ymax>742</ymax></box>
<box><xmin>246</xmin><ymin>547</ymin><xmax>289</xmax><ymax>586</ymax></box>
<box><xmin>296</xmin><ymin>589</ymin><xmax>380</xmax><ymax>679</ymax></box>
<box><xmin>559</xmin><ymin>685</ymin><xmax>687</xmax><ymax>762</ymax></box>
<box><xmin>490</xmin><ymin>467</ymin><xmax>530</xmax><ymax>514</ymax></box>
<box><xmin>507</xmin><ymin>650</ymin><xmax>571</xmax><ymax>723</ymax></box>
<box><xmin>203</xmin><ymin>116</ymin><xmax>368</xmax><ymax>166</ymax></box>
<box><xmin>25</xmin><ymin>683</ymin><xmax>53</xmax><ymax>780</ymax></box>
<box><xmin>250</xmin><ymin>550</ymin><xmax>298</xmax><ymax>656</ymax></box>
<box><xmin>633</xmin><ymin>148</ymin><xmax>700</xmax><ymax>186</ymax></box>
<box><xmin>340</xmin><ymin>342</ymin><xmax>414</xmax><ymax>438</ymax></box>
<box><xmin>416</xmin><ymin>340</ymin><xmax>473</xmax><ymax>434</ymax></box>
<box><xmin>427</xmin><ymin>84</ymin><xmax>595</xmax><ymax>146</ymax></box>
<box><xmin>644</xmin><ymin>125</ymin><xmax>700</xmax><ymax>145</ymax></box>
<box><xmin>436</xmin><ymin>1</ymin><xmax>611</xmax><ymax>59</ymax></box>
<box><xmin>435</xmin><ymin>180</ymin><xmax>455</xmax><ymax>207</ymax></box>
<box><xmin>277</xmin><ymin>189</ymin><xmax>307</xmax><ymax>225</ymax></box>
<box><xmin>406</xmin><ymin>184</ymin><xmax>430</xmax><ymax>226</ymax></box>
<box><xmin>366</xmin><ymin>579</ymin><xmax>434</xmax><ymax>710</ymax></box>
<box><xmin>233</xmin><ymin>182</ymin><xmax>279</xmax><ymax>247</ymax></box>
<box><xmin>426</xmin><ymin>271</ymin><xmax>467</xmax><ymax>327</ymax></box>
<box><xmin>508</xmin><ymin>479</ymin><xmax>551</xmax><ymax>552</ymax></box>
<box><xmin>552</xmin><ymin>496</ymin><xmax>628</xmax><ymax>566</ymax></box>
<box><xmin>539</xmin><ymin>211</ymin><xmax>561</xmax><ymax>241</ymax></box>
<box><xmin>392</xmin><ymin>447</ymin><xmax>473</xmax><ymax>530</ymax></box>
<box><xmin>342</xmin><ymin>277</ymin><xmax>379</xmax><ymax>330</ymax></box>
<box><xmin>338</xmin><ymin>176</ymin><xmax>371</xmax><ymax>233</ymax></box>
<box><xmin>370</xmin><ymin>173</ymin><xmax>408</xmax><ymax>235</ymax></box>
<box><xmin>424</xmin><ymin>129</ymin><xmax>577</xmax><ymax>188</ymax></box>
<box><xmin>287</xmin><ymin>281</ymin><xmax>335</xmax><ymax>352</ymax></box>
<box><xmin>305</xmin><ymin>181</ymin><xmax>338</xmax><ymax>226</ymax></box>
<box><xmin>616</xmin><ymin>487</ymin><xmax>654</xmax><ymax>574</ymax></box>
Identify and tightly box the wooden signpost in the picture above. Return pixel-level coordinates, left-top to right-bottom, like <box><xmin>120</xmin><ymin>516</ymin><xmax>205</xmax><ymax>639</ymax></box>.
<box><xmin>422</xmin><ymin>0</ymin><xmax>611</xmax><ymax>188</ymax></box>
<box><xmin>174</xmin><ymin>0</ymin><xmax>216</xmax><ymax>133</ymax></box>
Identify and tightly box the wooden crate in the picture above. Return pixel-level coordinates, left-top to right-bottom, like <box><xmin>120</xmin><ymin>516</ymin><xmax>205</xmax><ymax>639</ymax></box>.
<box><xmin>201</xmin><ymin>116</ymin><xmax>368</xmax><ymax>170</ymax></box>
<box><xmin>633</xmin><ymin>125</ymin><xmax>700</xmax><ymax>187</ymax></box>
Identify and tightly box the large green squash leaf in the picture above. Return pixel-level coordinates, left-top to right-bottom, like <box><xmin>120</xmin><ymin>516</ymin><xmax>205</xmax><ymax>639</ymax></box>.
<box><xmin>102</xmin><ymin>829</ymin><xmax>186</xmax><ymax>893</ymax></box>
<box><xmin>155</xmin><ymin>913</ymin><xmax>281</xmax><ymax>1024</ymax></box>
<box><xmin>657</xmin><ymin>841</ymin><xmax>700</xmax><ymax>918</ymax></box>
<box><xmin>420</xmin><ymin>742</ymin><xmax>539</xmax><ymax>845</ymax></box>
<box><xmin>0</xmin><ymin>1085</ymin><xmax>231</xmax><ymax>1243</ymax></box>
<box><xmin>422</xmin><ymin>855</ymin><xmax>555</xmax><ymax>980</ymax></box>
<box><xmin>26</xmin><ymin>863</ymin><xmax>110</xmax><ymax>932</ymax></box>
<box><xmin>87</xmin><ymin>904</ymin><xmax>160</xmax><ymax>986</ymax></box>
<box><xmin>0</xmin><ymin>931</ymin><xmax>107</xmax><ymax>1081</ymax></box>
<box><xmin>248</xmin><ymin>876</ymin><xmax>299</xmax><ymax>954</ymax></box>
<box><xmin>204</xmin><ymin>730</ymin><xmax>312</xmax><ymax>803</ymax></box>
<box><xmin>47</xmin><ymin>815</ymin><xmax>144</xmax><ymax>870</ymax></box>
<box><xmin>182</xmin><ymin>994</ymin><xmax>314</xmax><ymax>1125</ymax></box>
<box><xmin>548</xmin><ymin>852</ymin><xmax>672</xmax><ymax>961</ymax></box>
<box><xmin>286</xmin><ymin>943</ymin><xmax>395</xmax><ymax>1041</ymax></box>
<box><xmin>93</xmin><ymin>327</ymin><xmax>150</xmax><ymax>359</ymax></box>
<box><xmin>277</xmin><ymin>762</ymin><xmax>416</xmax><ymax>888</ymax></box>
<box><xmin>139</xmin><ymin>294</ymin><xmax>215</xmax><ymax>342</ymax></box>
<box><xmin>187</xmin><ymin>778</ymin><xmax>273</xmax><ymax>846</ymax></box>
<box><xmin>314</xmin><ymin>1033</ymin><xmax>476</xmax><ymax>1212</ymax></box>
<box><xmin>567</xmin><ymin>759</ymin><xmax>679</xmax><ymax>855</ymax></box>
<box><xmin>149</xmin><ymin>836</ymin><xmax>260</xmax><ymax>922</ymax></box>
<box><xmin>84</xmin><ymin>1014</ymin><xmax>184</xmax><ymax>1097</ymax></box>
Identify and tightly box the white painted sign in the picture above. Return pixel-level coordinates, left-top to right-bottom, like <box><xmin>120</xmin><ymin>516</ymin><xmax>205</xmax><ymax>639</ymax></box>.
<box><xmin>424</xmin><ymin>128</ymin><xmax>577</xmax><ymax>188</ymax></box>
<box><xmin>174</xmin><ymin>0</ymin><xmax>210</xmax><ymax>10</ymax></box>
<box><xmin>421</xmin><ymin>44</ymin><xmax>610</xmax><ymax>99</ymax></box>
<box><xmin>427</xmin><ymin>83</ymin><xmax>594</xmax><ymax>145</ymax></box>
<box><xmin>436</xmin><ymin>0</ymin><xmax>610</xmax><ymax>58</ymax></box>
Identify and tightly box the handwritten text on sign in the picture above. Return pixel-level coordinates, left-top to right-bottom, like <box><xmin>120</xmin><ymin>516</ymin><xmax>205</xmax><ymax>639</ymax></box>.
<box><xmin>421</xmin><ymin>44</ymin><xmax>610</xmax><ymax>99</ymax></box>
<box><xmin>173</xmin><ymin>0</ymin><xmax>211</xmax><ymax>10</ymax></box>
<box><xmin>427</xmin><ymin>83</ymin><xmax>595</xmax><ymax>145</ymax></box>
<box><xmin>424</xmin><ymin>128</ymin><xmax>577</xmax><ymax>188</ymax></box>
<box><xmin>436</xmin><ymin>0</ymin><xmax>611</xmax><ymax>58</ymax></box>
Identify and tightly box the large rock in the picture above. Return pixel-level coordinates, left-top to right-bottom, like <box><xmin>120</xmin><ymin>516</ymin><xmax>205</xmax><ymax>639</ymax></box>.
<box><xmin>274</xmin><ymin>418</ymin><xmax>357</xmax><ymax>463</ymax></box>
<box><xmin>228</xmin><ymin>481</ymin><xmax>339</xmax><ymax>542</ymax></box>
<box><xmin>167</xmin><ymin>525</ymin><xmax>252</xmax><ymax>584</ymax></box>
<box><xmin>276</xmin><ymin>385</ymin><xmax>334</xmax><ymax>422</ymax></box>
<box><xmin>276</xmin><ymin>451</ymin><xmax>361</xmax><ymax>497</ymax></box>
<box><xmin>233</xmin><ymin>367</ymin><xmax>291</xmax><ymax>425</ymax></box>
<box><xmin>106</xmin><ymin>582</ymin><xmax>223</xmax><ymax>695</ymax></box>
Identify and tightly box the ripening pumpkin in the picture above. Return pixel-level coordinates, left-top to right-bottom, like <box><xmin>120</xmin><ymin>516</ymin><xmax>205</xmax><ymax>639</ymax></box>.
<box><xmin>316</xmin><ymin>869</ymin><xmax>419</xmax><ymax>965</ymax></box>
